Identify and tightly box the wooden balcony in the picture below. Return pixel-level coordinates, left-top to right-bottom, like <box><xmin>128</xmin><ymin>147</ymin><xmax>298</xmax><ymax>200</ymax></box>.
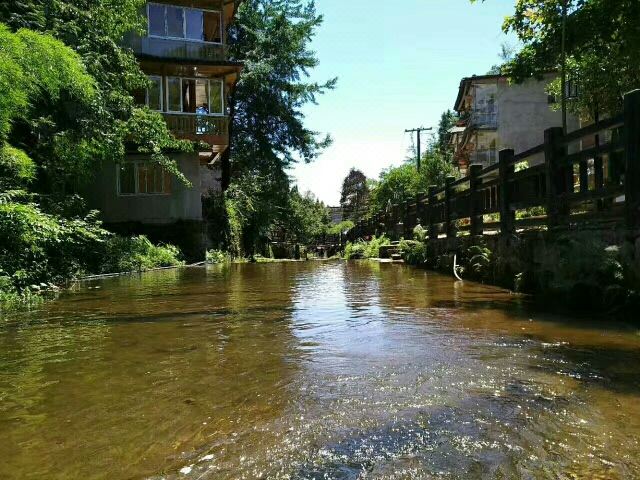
<box><xmin>126</xmin><ymin>35</ymin><xmax>228</xmax><ymax>63</ymax></box>
<box><xmin>164</xmin><ymin>114</ymin><xmax>229</xmax><ymax>148</ymax></box>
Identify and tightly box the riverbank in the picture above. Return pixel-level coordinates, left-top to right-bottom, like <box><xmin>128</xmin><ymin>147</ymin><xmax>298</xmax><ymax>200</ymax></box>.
<box><xmin>345</xmin><ymin>231</ymin><xmax>640</xmax><ymax>318</ymax></box>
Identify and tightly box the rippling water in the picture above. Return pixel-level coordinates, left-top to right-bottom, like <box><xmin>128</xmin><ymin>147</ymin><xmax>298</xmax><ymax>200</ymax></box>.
<box><xmin>1</xmin><ymin>261</ymin><xmax>640</xmax><ymax>479</ymax></box>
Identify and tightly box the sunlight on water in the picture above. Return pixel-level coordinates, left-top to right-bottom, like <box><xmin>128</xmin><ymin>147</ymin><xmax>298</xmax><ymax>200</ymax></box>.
<box><xmin>1</xmin><ymin>261</ymin><xmax>640</xmax><ymax>479</ymax></box>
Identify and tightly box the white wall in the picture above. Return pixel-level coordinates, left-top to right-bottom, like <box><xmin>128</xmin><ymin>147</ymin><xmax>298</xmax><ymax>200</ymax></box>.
<box><xmin>496</xmin><ymin>75</ymin><xmax>580</xmax><ymax>154</ymax></box>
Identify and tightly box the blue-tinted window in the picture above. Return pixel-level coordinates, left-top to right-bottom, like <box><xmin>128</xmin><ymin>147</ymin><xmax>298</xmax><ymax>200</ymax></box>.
<box><xmin>166</xmin><ymin>6</ymin><xmax>184</xmax><ymax>38</ymax></box>
<box><xmin>148</xmin><ymin>4</ymin><xmax>165</xmax><ymax>36</ymax></box>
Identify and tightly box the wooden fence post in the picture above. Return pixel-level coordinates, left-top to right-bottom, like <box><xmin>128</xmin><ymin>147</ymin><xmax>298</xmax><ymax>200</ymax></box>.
<box><xmin>444</xmin><ymin>176</ymin><xmax>456</xmax><ymax>238</ymax></box>
<box><xmin>625</xmin><ymin>90</ymin><xmax>640</xmax><ymax>234</ymax></box>
<box><xmin>544</xmin><ymin>127</ymin><xmax>569</xmax><ymax>229</ymax></box>
<box><xmin>469</xmin><ymin>164</ymin><xmax>484</xmax><ymax>237</ymax></box>
<box><xmin>498</xmin><ymin>149</ymin><xmax>515</xmax><ymax>235</ymax></box>
<box><xmin>416</xmin><ymin>193</ymin><xmax>424</xmax><ymax>228</ymax></box>
<box><xmin>404</xmin><ymin>200</ymin><xmax>411</xmax><ymax>238</ymax></box>
<box><xmin>428</xmin><ymin>185</ymin><xmax>438</xmax><ymax>241</ymax></box>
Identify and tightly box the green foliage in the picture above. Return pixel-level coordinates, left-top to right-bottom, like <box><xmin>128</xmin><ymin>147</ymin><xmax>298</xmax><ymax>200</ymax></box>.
<box><xmin>0</xmin><ymin>203</ymin><xmax>108</xmax><ymax>289</ymax></box>
<box><xmin>541</xmin><ymin>235</ymin><xmax>623</xmax><ymax>292</ymax></box>
<box><xmin>344</xmin><ymin>235</ymin><xmax>391</xmax><ymax>260</ymax></box>
<box><xmin>435</xmin><ymin>110</ymin><xmax>459</xmax><ymax>155</ymax></box>
<box><xmin>0</xmin><ymin>145</ymin><xmax>35</xmax><ymax>189</ymax></box>
<box><xmin>413</xmin><ymin>224</ymin><xmax>427</xmax><ymax>242</ymax></box>
<box><xmin>340</xmin><ymin>169</ymin><xmax>370</xmax><ymax>222</ymax></box>
<box><xmin>227</xmin><ymin>0</ymin><xmax>336</xmax><ymax>178</ymax></box>
<box><xmin>369</xmin><ymin>150</ymin><xmax>456</xmax><ymax>216</ymax></box>
<box><xmin>101</xmin><ymin>236</ymin><xmax>184</xmax><ymax>274</ymax></box>
<box><xmin>216</xmin><ymin>0</ymin><xmax>336</xmax><ymax>255</ymax></box>
<box><xmin>477</xmin><ymin>0</ymin><xmax>640</xmax><ymax>118</ymax></box>
<box><xmin>399</xmin><ymin>240</ymin><xmax>428</xmax><ymax>266</ymax></box>
<box><xmin>466</xmin><ymin>244</ymin><xmax>493</xmax><ymax>278</ymax></box>
<box><xmin>284</xmin><ymin>188</ymin><xmax>331</xmax><ymax>245</ymax></box>
<box><xmin>328</xmin><ymin>220</ymin><xmax>355</xmax><ymax>236</ymax></box>
<box><xmin>0</xmin><ymin>24</ymin><xmax>95</xmax><ymax>141</ymax></box>
<box><xmin>344</xmin><ymin>241</ymin><xmax>366</xmax><ymax>260</ymax></box>
<box><xmin>206</xmin><ymin>249</ymin><xmax>232</xmax><ymax>264</ymax></box>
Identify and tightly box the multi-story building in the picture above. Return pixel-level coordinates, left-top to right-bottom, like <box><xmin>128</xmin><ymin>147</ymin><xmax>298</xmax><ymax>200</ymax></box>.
<box><xmin>86</xmin><ymin>0</ymin><xmax>242</xmax><ymax>259</ymax></box>
<box><xmin>450</xmin><ymin>73</ymin><xmax>579</xmax><ymax>173</ymax></box>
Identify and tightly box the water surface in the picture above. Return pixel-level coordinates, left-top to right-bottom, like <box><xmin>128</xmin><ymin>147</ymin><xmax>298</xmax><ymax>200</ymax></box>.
<box><xmin>1</xmin><ymin>261</ymin><xmax>640</xmax><ymax>479</ymax></box>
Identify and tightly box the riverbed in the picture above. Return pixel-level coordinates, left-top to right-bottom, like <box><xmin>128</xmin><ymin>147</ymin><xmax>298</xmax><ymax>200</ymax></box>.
<box><xmin>1</xmin><ymin>261</ymin><xmax>639</xmax><ymax>479</ymax></box>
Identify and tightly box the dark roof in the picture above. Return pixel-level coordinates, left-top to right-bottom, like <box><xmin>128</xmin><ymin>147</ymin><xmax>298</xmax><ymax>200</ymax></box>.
<box><xmin>453</xmin><ymin>74</ymin><xmax>504</xmax><ymax>112</ymax></box>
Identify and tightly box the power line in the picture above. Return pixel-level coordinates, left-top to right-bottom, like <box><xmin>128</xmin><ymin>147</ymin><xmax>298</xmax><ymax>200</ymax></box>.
<box><xmin>404</xmin><ymin>126</ymin><xmax>433</xmax><ymax>170</ymax></box>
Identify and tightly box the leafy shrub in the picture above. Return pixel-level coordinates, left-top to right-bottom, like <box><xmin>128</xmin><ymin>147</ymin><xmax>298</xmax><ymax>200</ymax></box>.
<box><xmin>0</xmin><ymin>202</ymin><xmax>108</xmax><ymax>289</ymax></box>
<box><xmin>100</xmin><ymin>235</ymin><xmax>184</xmax><ymax>274</ymax></box>
<box><xmin>344</xmin><ymin>241</ymin><xmax>367</xmax><ymax>259</ymax></box>
<box><xmin>207</xmin><ymin>249</ymin><xmax>231</xmax><ymax>264</ymax></box>
<box><xmin>467</xmin><ymin>244</ymin><xmax>493</xmax><ymax>278</ymax></box>
<box><xmin>364</xmin><ymin>235</ymin><xmax>391</xmax><ymax>258</ymax></box>
<box><xmin>328</xmin><ymin>220</ymin><xmax>355</xmax><ymax>236</ymax></box>
<box><xmin>0</xmin><ymin>145</ymin><xmax>35</xmax><ymax>189</ymax></box>
<box><xmin>344</xmin><ymin>235</ymin><xmax>391</xmax><ymax>259</ymax></box>
<box><xmin>400</xmin><ymin>240</ymin><xmax>427</xmax><ymax>266</ymax></box>
<box><xmin>413</xmin><ymin>225</ymin><xmax>427</xmax><ymax>242</ymax></box>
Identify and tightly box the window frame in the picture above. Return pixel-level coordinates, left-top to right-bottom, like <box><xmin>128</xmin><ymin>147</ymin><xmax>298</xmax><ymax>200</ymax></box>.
<box><xmin>146</xmin><ymin>75</ymin><xmax>164</xmax><ymax>112</ymax></box>
<box><xmin>146</xmin><ymin>2</ymin><xmax>223</xmax><ymax>45</ymax></box>
<box><xmin>116</xmin><ymin>160</ymin><xmax>172</xmax><ymax>197</ymax></box>
<box><xmin>164</xmin><ymin>77</ymin><xmax>225</xmax><ymax>116</ymax></box>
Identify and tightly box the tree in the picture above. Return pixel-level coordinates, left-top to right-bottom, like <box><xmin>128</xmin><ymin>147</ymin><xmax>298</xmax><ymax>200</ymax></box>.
<box><xmin>476</xmin><ymin>0</ymin><xmax>640</xmax><ymax>119</ymax></box>
<box><xmin>340</xmin><ymin>168</ymin><xmax>370</xmax><ymax>222</ymax></box>
<box><xmin>486</xmin><ymin>42</ymin><xmax>517</xmax><ymax>75</ymax></box>
<box><xmin>0</xmin><ymin>1</ymin><xmax>192</xmax><ymax>194</ymax></box>
<box><xmin>225</xmin><ymin>0</ymin><xmax>337</xmax><ymax>189</ymax></box>
<box><xmin>368</xmin><ymin>150</ymin><xmax>456</xmax><ymax>216</ymax></box>
<box><xmin>284</xmin><ymin>189</ymin><xmax>331</xmax><ymax>245</ymax></box>
<box><xmin>435</xmin><ymin>110</ymin><xmax>459</xmax><ymax>156</ymax></box>
<box><xmin>212</xmin><ymin>0</ymin><xmax>336</xmax><ymax>255</ymax></box>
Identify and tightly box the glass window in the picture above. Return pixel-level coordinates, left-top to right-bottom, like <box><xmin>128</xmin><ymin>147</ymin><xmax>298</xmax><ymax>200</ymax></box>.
<box><xmin>203</xmin><ymin>11</ymin><xmax>222</xmax><ymax>43</ymax></box>
<box><xmin>118</xmin><ymin>162</ymin><xmax>171</xmax><ymax>195</ymax></box>
<box><xmin>118</xmin><ymin>163</ymin><xmax>136</xmax><ymax>194</ymax></box>
<box><xmin>147</xmin><ymin>76</ymin><xmax>162</xmax><ymax>111</ymax></box>
<box><xmin>182</xmin><ymin>79</ymin><xmax>197</xmax><ymax>113</ymax></box>
<box><xmin>166</xmin><ymin>6</ymin><xmax>184</xmax><ymax>38</ymax></box>
<box><xmin>185</xmin><ymin>9</ymin><xmax>203</xmax><ymax>40</ymax></box>
<box><xmin>148</xmin><ymin>4</ymin><xmax>165</xmax><ymax>36</ymax></box>
<box><xmin>209</xmin><ymin>80</ymin><xmax>223</xmax><ymax>114</ymax></box>
<box><xmin>195</xmin><ymin>80</ymin><xmax>209</xmax><ymax>114</ymax></box>
<box><xmin>167</xmin><ymin>77</ymin><xmax>181</xmax><ymax>112</ymax></box>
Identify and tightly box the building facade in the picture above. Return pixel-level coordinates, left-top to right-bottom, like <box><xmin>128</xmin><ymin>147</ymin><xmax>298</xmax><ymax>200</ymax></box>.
<box><xmin>450</xmin><ymin>74</ymin><xmax>580</xmax><ymax>173</ymax></box>
<box><xmin>86</xmin><ymin>0</ymin><xmax>242</xmax><ymax>260</ymax></box>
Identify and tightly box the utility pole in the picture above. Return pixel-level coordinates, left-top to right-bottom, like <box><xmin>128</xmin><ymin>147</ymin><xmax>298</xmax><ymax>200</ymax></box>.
<box><xmin>405</xmin><ymin>127</ymin><xmax>432</xmax><ymax>170</ymax></box>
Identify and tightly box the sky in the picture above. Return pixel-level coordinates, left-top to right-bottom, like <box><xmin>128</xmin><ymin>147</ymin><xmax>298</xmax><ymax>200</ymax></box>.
<box><xmin>290</xmin><ymin>0</ymin><xmax>515</xmax><ymax>205</ymax></box>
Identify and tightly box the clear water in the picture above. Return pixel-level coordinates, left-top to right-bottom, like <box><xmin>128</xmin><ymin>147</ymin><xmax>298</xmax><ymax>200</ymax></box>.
<box><xmin>1</xmin><ymin>261</ymin><xmax>639</xmax><ymax>479</ymax></box>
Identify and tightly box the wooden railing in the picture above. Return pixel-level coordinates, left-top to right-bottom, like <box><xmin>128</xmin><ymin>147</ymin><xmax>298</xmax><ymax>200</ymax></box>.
<box><xmin>350</xmin><ymin>90</ymin><xmax>640</xmax><ymax>242</ymax></box>
<box><xmin>126</xmin><ymin>35</ymin><xmax>228</xmax><ymax>62</ymax></box>
<box><xmin>163</xmin><ymin>114</ymin><xmax>229</xmax><ymax>138</ymax></box>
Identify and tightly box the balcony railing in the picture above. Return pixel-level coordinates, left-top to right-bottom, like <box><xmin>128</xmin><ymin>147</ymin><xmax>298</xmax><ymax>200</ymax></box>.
<box><xmin>471</xmin><ymin>149</ymin><xmax>497</xmax><ymax>166</ymax></box>
<box><xmin>125</xmin><ymin>35</ymin><xmax>228</xmax><ymax>62</ymax></box>
<box><xmin>164</xmin><ymin>114</ymin><xmax>229</xmax><ymax>138</ymax></box>
<box><xmin>471</xmin><ymin>111</ymin><xmax>498</xmax><ymax>128</ymax></box>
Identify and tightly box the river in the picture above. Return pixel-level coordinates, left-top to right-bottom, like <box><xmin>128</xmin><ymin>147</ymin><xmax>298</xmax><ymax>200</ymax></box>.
<box><xmin>1</xmin><ymin>261</ymin><xmax>639</xmax><ymax>479</ymax></box>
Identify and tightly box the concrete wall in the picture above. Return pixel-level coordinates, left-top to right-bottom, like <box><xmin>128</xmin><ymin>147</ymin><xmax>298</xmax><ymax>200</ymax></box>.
<box><xmin>496</xmin><ymin>75</ymin><xmax>580</xmax><ymax>154</ymax></box>
<box><xmin>86</xmin><ymin>152</ymin><xmax>202</xmax><ymax>224</ymax></box>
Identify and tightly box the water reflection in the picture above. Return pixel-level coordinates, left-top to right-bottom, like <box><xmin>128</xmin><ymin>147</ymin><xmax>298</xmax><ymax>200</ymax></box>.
<box><xmin>1</xmin><ymin>261</ymin><xmax>640</xmax><ymax>479</ymax></box>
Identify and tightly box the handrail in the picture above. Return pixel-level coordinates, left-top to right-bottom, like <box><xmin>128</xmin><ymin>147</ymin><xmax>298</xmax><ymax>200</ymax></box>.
<box><xmin>349</xmin><ymin>90</ymin><xmax>639</xmax><ymax>242</ymax></box>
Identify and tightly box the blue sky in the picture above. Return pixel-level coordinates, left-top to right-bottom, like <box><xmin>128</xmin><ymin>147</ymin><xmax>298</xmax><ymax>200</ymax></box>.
<box><xmin>290</xmin><ymin>0</ymin><xmax>515</xmax><ymax>205</ymax></box>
